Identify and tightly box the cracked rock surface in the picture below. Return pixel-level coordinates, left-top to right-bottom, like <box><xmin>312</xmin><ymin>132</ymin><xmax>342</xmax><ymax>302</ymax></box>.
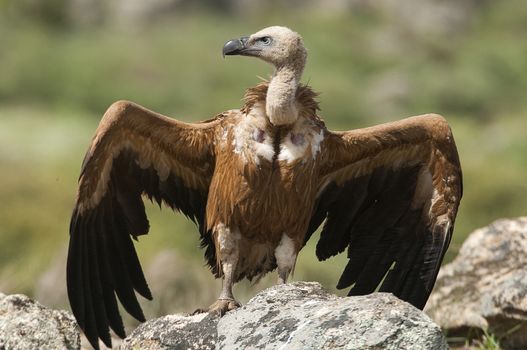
<box><xmin>426</xmin><ymin>217</ymin><xmax>527</xmax><ymax>349</ymax></box>
<box><xmin>123</xmin><ymin>282</ymin><xmax>446</xmax><ymax>350</ymax></box>
<box><xmin>0</xmin><ymin>292</ymin><xmax>80</xmax><ymax>350</ymax></box>
<box><xmin>121</xmin><ymin>312</ymin><xmax>219</xmax><ymax>350</ymax></box>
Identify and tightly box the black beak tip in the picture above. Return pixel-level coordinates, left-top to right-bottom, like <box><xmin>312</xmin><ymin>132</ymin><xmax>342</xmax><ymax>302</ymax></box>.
<box><xmin>222</xmin><ymin>39</ymin><xmax>244</xmax><ymax>57</ymax></box>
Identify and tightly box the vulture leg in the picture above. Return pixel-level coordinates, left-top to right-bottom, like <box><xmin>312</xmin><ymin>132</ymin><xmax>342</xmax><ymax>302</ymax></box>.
<box><xmin>193</xmin><ymin>224</ymin><xmax>241</xmax><ymax>316</ymax></box>
<box><xmin>275</xmin><ymin>234</ymin><xmax>298</xmax><ymax>285</ymax></box>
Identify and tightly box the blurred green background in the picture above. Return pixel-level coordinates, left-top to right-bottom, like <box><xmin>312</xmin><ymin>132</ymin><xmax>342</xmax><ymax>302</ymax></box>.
<box><xmin>0</xmin><ymin>0</ymin><xmax>526</xmax><ymax>329</ymax></box>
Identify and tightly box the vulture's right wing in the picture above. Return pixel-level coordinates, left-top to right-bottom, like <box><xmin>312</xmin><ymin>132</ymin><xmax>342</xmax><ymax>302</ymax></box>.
<box><xmin>67</xmin><ymin>101</ymin><xmax>225</xmax><ymax>349</ymax></box>
<box><xmin>307</xmin><ymin>114</ymin><xmax>462</xmax><ymax>309</ymax></box>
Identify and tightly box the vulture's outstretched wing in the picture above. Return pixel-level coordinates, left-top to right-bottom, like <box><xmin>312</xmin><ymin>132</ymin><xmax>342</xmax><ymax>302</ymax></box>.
<box><xmin>67</xmin><ymin>101</ymin><xmax>223</xmax><ymax>349</ymax></box>
<box><xmin>307</xmin><ymin>114</ymin><xmax>462</xmax><ymax>309</ymax></box>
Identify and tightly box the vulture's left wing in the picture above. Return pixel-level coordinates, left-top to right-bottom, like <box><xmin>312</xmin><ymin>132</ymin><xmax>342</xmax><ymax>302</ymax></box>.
<box><xmin>67</xmin><ymin>101</ymin><xmax>224</xmax><ymax>349</ymax></box>
<box><xmin>307</xmin><ymin>114</ymin><xmax>462</xmax><ymax>309</ymax></box>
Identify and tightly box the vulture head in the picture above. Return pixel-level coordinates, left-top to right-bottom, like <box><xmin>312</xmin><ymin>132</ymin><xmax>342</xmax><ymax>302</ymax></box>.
<box><xmin>222</xmin><ymin>26</ymin><xmax>307</xmax><ymax>68</ymax></box>
<box><xmin>223</xmin><ymin>26</ymin><xmax>307</xmax><ymax>125</ymax></box>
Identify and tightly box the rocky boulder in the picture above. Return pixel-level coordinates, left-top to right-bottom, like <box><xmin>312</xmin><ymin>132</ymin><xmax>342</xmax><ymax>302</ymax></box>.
<box><xmin>426</xmin><ymin>217</ymin><xmax>527</xmax><ymax>349</ymax></box>
<box><xmin>0</xmin><ymin>292</ymin><xmax>80</xmax><ymax>350</ymax></box>
<box><xmin>121</xmin><ymin>313</ymin><xmax>219</xmax><ymax>350</ymax></box>
<box><xmin>122</xmin><ymin>282</ymin><xmax>447</xmax><ymax>350</ymax></box>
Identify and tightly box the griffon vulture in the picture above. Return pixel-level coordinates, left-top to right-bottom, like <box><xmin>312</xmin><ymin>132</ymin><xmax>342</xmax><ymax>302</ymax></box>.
<box><xmin>67</xmin><ymin>26</ymin><xmax>462</xmax><ymax>349</ymax></box>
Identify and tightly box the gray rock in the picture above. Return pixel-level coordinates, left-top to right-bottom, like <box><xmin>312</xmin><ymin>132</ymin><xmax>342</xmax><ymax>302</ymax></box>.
<box><xmin>121</xmin><ymin>313</ymin><xmax>219</xmax><ymax>350</ymax></box>
<box><xmin>219</xmin><ymin>282</ymin><xmax>446</xmax><ymax>350</ymax></box>
<box><xmin>123</xmin><ymin>282</ymin><xmax>447</xmax><ymax>350</ymax></box>
<box><xmin>426</xmin><ymin>217</ymin><xmax>527</xmax><ymax>349</ymax></box>
<box><xmin>0</xmin><ymin>293</ymin><xmax>80</xmax><ymax>350</ymax></box>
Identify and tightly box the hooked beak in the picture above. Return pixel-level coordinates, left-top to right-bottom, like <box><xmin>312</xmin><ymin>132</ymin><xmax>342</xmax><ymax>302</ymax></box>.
<box><xmin>222</xmin><ymin>36</ymin><xmax>252</xmax><ymax>57</ymax></box>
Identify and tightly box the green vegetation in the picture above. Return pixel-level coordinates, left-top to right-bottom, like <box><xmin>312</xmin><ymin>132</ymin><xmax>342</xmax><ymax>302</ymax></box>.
<box><xmin>0</xmin><ymin>3</ymin><xmax>526</xmax><ymax>337</ymax></box>
<box><xmin>448</xmin><ymin>329</ymin><xmax>503</xmax><ymax>350</ymax></box>
<box><xmin>473</xmin><ymin>330</ymin><xmax>502</xmax><ymax>350</ymax></box>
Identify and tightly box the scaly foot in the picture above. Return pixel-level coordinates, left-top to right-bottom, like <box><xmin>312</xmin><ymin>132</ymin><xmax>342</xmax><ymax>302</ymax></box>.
<box><xmin>191</xmin><ymin>298</ymin><xmax>240</xmax><ymax>317</ymax></box>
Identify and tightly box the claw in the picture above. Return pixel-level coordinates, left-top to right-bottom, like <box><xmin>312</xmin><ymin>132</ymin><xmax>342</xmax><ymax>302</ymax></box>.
<box><xmin>191</xmin><ymin>298</ymin><xmax>240</xmax><ymax>316</ymax></box>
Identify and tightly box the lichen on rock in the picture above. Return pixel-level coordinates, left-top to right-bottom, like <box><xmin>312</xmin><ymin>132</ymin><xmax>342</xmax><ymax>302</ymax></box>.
<box><xmin>123</xmin><ymin>282</ymin><xmax>447</xmax><ymax>350</ymax></box>
<box><xmin>426</xmin><ymin>217</ymin><xmax>527</xmax><ymax>349</ymax></box>
<box><xmin>0</xmin><ymin>293</ymin><xmax>80</xmax><ymax>350</ymax></box>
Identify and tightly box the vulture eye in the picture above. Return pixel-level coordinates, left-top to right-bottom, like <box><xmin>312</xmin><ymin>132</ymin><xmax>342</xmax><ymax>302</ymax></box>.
<box><xmin>258</xmin><ymin>36</ymin><xmax>272</xmax><ymax>45</ymax></box>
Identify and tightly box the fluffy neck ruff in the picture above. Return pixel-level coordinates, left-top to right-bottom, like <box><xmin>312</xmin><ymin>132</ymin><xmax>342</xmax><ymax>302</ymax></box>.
<box><xmin>266</xmin><ymin>54</ymin><xmax>306</xmax><ymax>125</ymax></box>
<box><xmin>241</xmin><ymin>81</ymin><xmax>321</xmax><ymax>125</ymax></box>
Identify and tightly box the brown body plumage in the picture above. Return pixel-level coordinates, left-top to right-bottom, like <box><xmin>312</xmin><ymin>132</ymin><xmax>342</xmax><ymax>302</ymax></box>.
<box><xmin>67</xmin><ymin>26</ymin><xmax>462</xmax><ymax>350</ymax></box>
<box><xmin>207</xmin><ymin>82</ymin><xmax>323</xmax><ymax>281</ymax></box>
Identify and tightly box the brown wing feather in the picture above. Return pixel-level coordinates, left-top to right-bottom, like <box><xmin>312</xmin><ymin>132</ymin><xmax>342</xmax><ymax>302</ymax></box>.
<box><xmin>67</xmin><ymin>100</ymin><xmax>225</xmax><ymax>349</ymax></box>
<box><xmin>307</xmin><ymin>114</ymin><xmax>462</xmax><ymax>309</ymax></box>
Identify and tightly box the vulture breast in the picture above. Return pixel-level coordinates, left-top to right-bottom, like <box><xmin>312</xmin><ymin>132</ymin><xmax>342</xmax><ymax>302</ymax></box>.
<box><xmin>205</xmin><ymin>103</ymin><xmax>325</xmax><ymax>279</ymax></box>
